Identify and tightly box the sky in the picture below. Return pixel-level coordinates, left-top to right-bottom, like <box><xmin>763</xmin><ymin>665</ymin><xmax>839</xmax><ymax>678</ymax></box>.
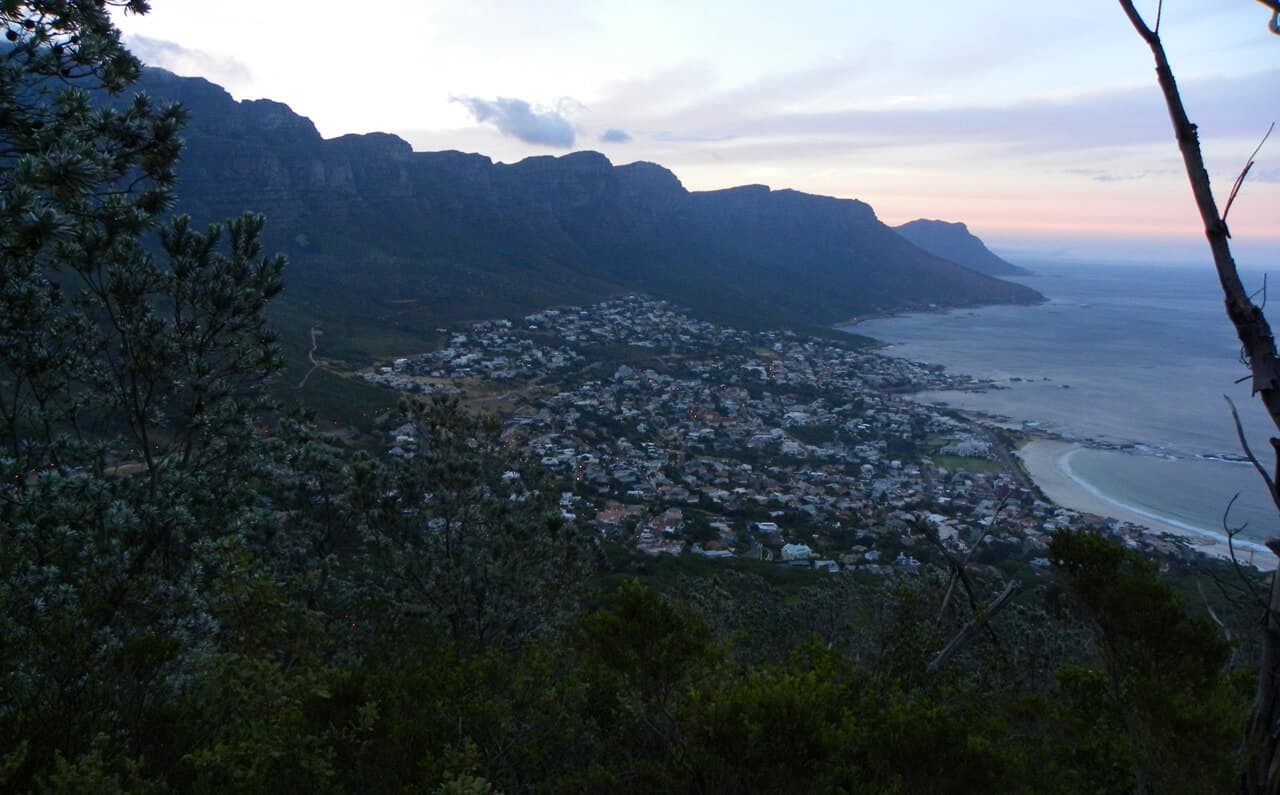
<box><xmin>112</xmin><ymin>1</ymin><xmax>1280</xmax><ymax>266</ymax></box>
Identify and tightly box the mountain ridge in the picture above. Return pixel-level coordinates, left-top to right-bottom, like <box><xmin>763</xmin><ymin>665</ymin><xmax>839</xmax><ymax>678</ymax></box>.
<box><xmin>894</xmin><ymin>218</ymin><xmax>1030</xmax><ymax>276</ymax></box>
<box><xmin>132</xmin><ymin>68</ymin><xmax>1043</xmax><ymax>361</ymax></box>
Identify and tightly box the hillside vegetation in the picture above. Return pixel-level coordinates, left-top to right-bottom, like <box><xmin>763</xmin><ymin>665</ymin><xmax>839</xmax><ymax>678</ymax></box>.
<box><xmin>0</xmin><ymin>6</ymin><xmax>1252</xmax><ymax>793</ymax></box>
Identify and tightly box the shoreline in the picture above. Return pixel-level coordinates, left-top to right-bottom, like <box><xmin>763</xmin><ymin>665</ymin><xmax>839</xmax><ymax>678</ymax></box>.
<box><xmin>834</xmin><ymin>294</ymin><xmax>1048</xmax><ymax>331</ymax></box>
<box><xmin>1016</xmin><ymin>439</ymin><xmax>1276</xmax><ymax>569</ymax></box>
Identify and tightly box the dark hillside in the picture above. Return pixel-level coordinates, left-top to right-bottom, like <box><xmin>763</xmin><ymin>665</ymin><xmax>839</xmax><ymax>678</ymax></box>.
<box><xmin>134</xmin><ymin>68</ymin><xmax>1042</xmax><ymax>362</ymax></box>
<box><xmin>894</xmin><ymin>218</ymin><xmax>1031</xmax><ymax>276</ymax></box>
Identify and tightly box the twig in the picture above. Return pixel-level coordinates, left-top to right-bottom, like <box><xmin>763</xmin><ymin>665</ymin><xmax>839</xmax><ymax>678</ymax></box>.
<box><xmin>933</xmin><ymin>495</ymin><xmax>1009</xmax><ymax>640</ymax></box>
<box><xmin>1208</xmin><ymin>555</ymin><xmax>1259</xmax><ymax>622</ymax></box>
<box><xmin>1250</xmin><ymin>274</ymin><xmax>1269</xmax><ymax>312</ymax></box>
<box><xmin>1225</xmin><ymin>395</ymin><xmax>1278</xmax><ymax>510</ymax></box>
<box><xmin>927</xmin><ymin>580</ymin><xmax>1021</xmax><ymax>675</ymax></box>
<box><xmin>1199</xmin><ymin>580</ymin><xmax>1240</xmax><ymax>668</ymax></box>
<box><xmin>1223</xmin><ymin>492</ymin><xmax>1267</xmax><ymax>608</ymax></box>
<box><xmin>927</xmin><ymin>529</ymin><xmax>1001</xmax><ymax>644</ymax></box>
<box><xmin>1224</xmin><ymin>123</ymin><xmax>1275</xmax><ymax>225</ymax></box>
<box><xmin>1154</xmin><ymin>0</ymin><xmax>1164</xmax><ymax>35</ymax></box>
<box><xmin>1225</xmin><ymin>492</ymin><xmax>1250</xmax><ymax>536</ymax></box>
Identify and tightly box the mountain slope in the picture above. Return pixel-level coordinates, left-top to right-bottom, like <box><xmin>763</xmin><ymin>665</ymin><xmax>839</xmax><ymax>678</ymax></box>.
<box><xmin>893</xmin><ymin>219</ymin><xmax>1029</xmax><ymax>276</ymax></box>
<box><xmin>134</xmin><ymin>69</ymin><xmax>1042</xmax><ymax>360</ymax></box>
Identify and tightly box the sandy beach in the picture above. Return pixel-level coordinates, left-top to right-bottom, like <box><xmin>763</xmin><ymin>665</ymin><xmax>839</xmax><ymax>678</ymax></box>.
<box><xmin>1017</xmin><ymin>439</ymin><xmax>1276</xmax><ymax>569</ymax></box>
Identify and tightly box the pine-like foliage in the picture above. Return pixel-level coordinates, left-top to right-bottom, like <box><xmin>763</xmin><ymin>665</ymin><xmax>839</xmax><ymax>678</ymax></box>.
<box><xmin>0</xmin><ymin>3</ymin><xmax>286</xmax><ymax>785</ymax></box>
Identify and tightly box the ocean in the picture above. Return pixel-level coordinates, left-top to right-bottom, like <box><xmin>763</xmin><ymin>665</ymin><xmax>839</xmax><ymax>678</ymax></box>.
<box><xmin>849</xmin><ymin>260</ymin><xmax>1280</xmax><ymax>547</ymax></box>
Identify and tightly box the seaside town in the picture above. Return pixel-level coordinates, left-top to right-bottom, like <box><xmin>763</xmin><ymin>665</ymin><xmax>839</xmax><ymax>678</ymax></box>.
<box><xmin>361</xmin><ymin>296</ymin><xmax>1207</xmax><ymax>573</ymax></box>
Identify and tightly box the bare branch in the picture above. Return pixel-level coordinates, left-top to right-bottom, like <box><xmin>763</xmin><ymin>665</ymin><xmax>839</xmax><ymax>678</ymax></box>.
<box><xmin>1224</xmin><ymin>492</ymin><xmax>1268</xmax><ymax>608</ymax></box>
<box><xmin>1197</xmin><ymin>581</ymin><xmax>1240</xmax><ymax>669</ymax></box>
<box><xmin>1118</xmin><ymin>0</ymin><xmax>1157</xmax><ymax>42</ymax></box>
<box><xmin>1225</xmin><ymin>395</ymin><xmax>1279</xmax><ymax>510</ymax></box>
<box><xmin>927</xmin><ymin>580</ymin><xmax>1021</xmax><ymax>675</ymax></box>
<box><xmin>1117</xmin><ymin>7</ymin><xmax>1280</xmax><ymax>790</ymax></box>
<box><xmin>1224</xmin><ymin>123</ymin><xmax>1275</xmax><ymax>225</ymax></box>
<box><xmin>932</xmin><ymin>494</ymin><xmax>1010</xmax><ymax>645</ymax></box>
<box><xmin>1119</xmin><ymin>0</ymin><xmax>1280</xmax><ymax>407</ymax></box>
<box><xmin>1249</xmin><ymin>273</ymin><xmax>1268</xmax><ymax>312</ymax></box>
<box><xmin>928</xmin><ymin>530</ymin><xmax>979</xmax><ymax>614</ymax></box>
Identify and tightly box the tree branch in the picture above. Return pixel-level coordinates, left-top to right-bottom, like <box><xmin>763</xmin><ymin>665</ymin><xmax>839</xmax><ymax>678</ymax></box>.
<box><xmin>1118</xmin><ymin>0</ymin><xmax>1280</xmax><ymax>417</ymax></box>
<box><xmin>1223</xmin><ymin>493</ymin><xmax>1268</xmax><ymax>608</ymax></box>
<box><xmin>1224</xmin><ymin>123</ymin><xmax>1275</xmax><ymax>225</ymax></box>
<box><xmin>1225</xmin><ymin>395</ymin><xmax>1279</xmax><ymax>511</ymax></box>
<box><xmin>927</xmin><ymin>579</ymin><xmax>1021</xmax><ymax>675</ymax></box>
<box><xmin>1118</xmin><ymin>4</ymin><xmax>1280</xmax><ymax>790</ymax></box>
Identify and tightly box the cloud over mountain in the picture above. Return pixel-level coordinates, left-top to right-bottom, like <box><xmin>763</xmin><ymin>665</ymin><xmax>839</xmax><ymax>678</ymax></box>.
<box><xmin>125</xmin><ymin>35</ymin><xmax>251</xmax><ymax>87</ymax></box>
<box><xmin>454</xmin><ymin>96</ymin><xmax>574</xmax><ymax>148</ymax></box>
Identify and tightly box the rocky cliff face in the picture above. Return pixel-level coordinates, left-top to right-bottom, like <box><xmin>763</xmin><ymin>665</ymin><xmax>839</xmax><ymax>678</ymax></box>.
<box><xmin>133</xmin><ymin>68</ymin><xmax>1042</xmax><ymax>343</ymax></box>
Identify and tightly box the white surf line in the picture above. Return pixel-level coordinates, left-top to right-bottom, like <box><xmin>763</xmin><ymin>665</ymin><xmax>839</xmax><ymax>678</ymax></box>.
<box><xmin>1058</xmin><ymin>446</ymin><xmax>1274</xmax><ymax>558</ymax></box>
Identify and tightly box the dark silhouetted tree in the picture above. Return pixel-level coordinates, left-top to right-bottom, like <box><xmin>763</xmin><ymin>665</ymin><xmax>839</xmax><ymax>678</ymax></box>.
<box><xmin>0</xmin><ymin>2</ymin><xmax>286</xmax><ymax>786</ymax></box>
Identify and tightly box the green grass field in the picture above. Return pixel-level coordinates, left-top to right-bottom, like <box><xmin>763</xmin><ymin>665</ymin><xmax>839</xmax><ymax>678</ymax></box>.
<box><xmin>932</xmin><ymin>455</ymin><xmax>1003</xmax><ymax>474</ymax></box>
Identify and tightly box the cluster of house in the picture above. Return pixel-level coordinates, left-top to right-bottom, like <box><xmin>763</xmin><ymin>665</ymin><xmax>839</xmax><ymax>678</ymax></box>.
<box><xmin>362</xmin><ymin>318</ymin><xmax>582</xmax><ymax>392</ymax></box>
<box><xmin>371</xmin><ymin>296</ymin><xmax>1208</xmax><ymax>572</ymax></box>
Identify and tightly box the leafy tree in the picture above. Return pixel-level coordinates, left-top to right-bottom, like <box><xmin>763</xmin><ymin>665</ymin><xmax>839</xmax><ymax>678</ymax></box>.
<box><xmin>0</xmin><ymin>2</ymin><xmax>287</xmax><ymax>787</ymax></box>
<box><xmin>368</xmin><ymin>395</ymin><xmax>599</xmax><ymax>650</ymax></box>
<box><xmin>1050</xmin><ymin>530</ymin><xmax>1241</xmax><ymax>794</ymax></box>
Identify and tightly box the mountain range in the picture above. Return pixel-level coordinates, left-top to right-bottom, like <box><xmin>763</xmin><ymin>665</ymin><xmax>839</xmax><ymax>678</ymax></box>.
<box><xmin>131</xmin><ymin>68</ymin><xmax>1043</xmax><ymax>363</ymax></box>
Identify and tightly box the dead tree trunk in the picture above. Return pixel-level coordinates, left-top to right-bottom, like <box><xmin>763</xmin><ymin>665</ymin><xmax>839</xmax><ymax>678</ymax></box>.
<box><xmin>1116</xmin><ymin>3</ymin><xmax>1280</xmax><ymax>792</ymax></box>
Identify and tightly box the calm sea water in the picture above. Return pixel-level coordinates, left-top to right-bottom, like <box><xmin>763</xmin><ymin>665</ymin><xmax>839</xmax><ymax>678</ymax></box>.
<box><xmin>850</xmin><ymin>261</ymin><xmax>1279</xmax><ymax>545</ymax></box>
